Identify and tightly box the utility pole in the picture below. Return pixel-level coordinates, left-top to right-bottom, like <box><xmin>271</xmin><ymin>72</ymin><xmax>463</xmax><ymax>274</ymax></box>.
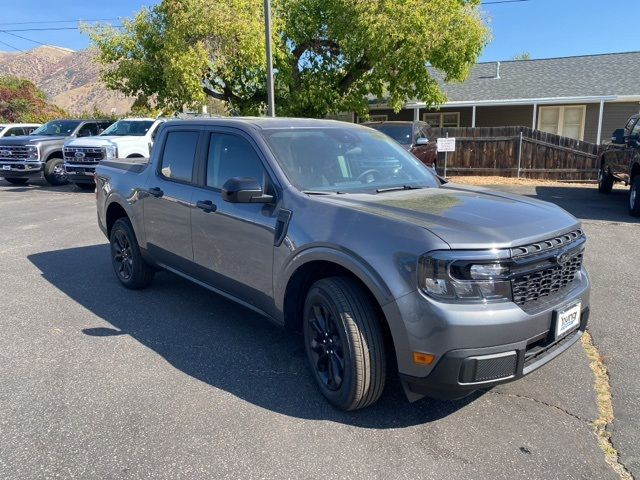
<box><xmin>264</xmin><ymin>0</ymin><xmax>275</xmax><ymax>117</ymax></box>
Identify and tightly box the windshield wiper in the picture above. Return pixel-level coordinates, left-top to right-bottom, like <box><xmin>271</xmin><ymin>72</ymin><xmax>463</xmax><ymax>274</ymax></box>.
<box><xmin>302</xmin><ymin>190</ymin><xmax>346</xmax><ymax>195</ymax></box>
<box><xmin>376</xmin><ymin>185</ymin><xmax>426</xmax><ymax>193</ymax></box>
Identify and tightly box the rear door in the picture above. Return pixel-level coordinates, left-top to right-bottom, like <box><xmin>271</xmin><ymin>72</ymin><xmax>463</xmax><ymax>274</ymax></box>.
<box><xmin>143</xmin><ymin>128</ymin><xmax>202</xmax><ymax>272</ymax></box>
<box><xmin>190</xmin><ymin>128</ymin><xmax>279</xmax><ymax>312</ymax></box>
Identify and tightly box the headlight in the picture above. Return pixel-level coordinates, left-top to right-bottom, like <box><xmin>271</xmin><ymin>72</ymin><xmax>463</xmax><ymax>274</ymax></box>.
<box><xmin>26</xmin><ymin>145</ymin><xmax>39</xmax><ymax>161</ymax></box>
<box><xmin>104</xmin><ymin>145</ymin><xmax>117</xmax><ymax>160</ymax></box>
<box><xmin>418</xmin><ymin>251</ymin><xmax>513</xmax><ymax>303</ymax></box>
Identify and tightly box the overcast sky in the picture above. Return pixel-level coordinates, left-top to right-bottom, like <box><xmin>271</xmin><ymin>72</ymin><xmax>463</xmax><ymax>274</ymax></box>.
<box><xmin>0</xmin><ymin>0</ymin><xmax>636</xmax><ymax>62</ymax></box>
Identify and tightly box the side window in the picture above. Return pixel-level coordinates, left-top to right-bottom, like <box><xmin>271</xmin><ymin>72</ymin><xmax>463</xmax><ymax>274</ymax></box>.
<box><xmin>25</xmin><ymin>127</ymin><xmax>37</xmax><ymax>135</ymax></box>
<box><xmin>631</xmin><ymin>120</ymin><xmax>640</xmax><ymax>140</ymax></box>
<box><xmin>160</xmin><ymin>130</ymin><xmax>199</xmax><ymax>183</ymax></box>
<box><xmin>7</xmin><ymin>127</ymin><xmax>24</xmax><ymax>136</ymax></box>
<box><xmin>624</xmin><ymin>118</ymin><xmax>638</xmax><ymax>136</ymax></box>
<box><xmin>206</xmin><ymin>133</ymin><xmax>265</xmax><ymax>189</ymax></box>
<box><xmin>78</xmin><ymin>123</ymin><xmax>99</xmax><ymax>137</ymax></box>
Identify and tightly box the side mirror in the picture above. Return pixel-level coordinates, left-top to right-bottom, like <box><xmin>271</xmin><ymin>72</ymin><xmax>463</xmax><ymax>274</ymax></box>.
<box><xmin>612</xmin><ymin>128</ymin><xmax>626</xmax><ymax>145</ymax></box>
<box><xmin>415</xmin><ymin>137</ymin><xmax>429</xmax><ymax>146</ymax></box>
<box><xmin>222</xmin><ymin>177</ymin><xmax>274</xmax><ymax>203</ymax></box>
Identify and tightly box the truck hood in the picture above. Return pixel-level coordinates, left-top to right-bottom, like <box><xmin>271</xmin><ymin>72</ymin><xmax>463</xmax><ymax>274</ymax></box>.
<box><xmin>0</xmin><ymin>135</ymin><xmax>67</xmax><ymax>146</ymax></box>
<box><xmin>66</xmin><ymin>136</ymin><xmax>147</xmax><ymax>148</ymax></box>
<box><xmin>317</xmin><ymin>184</ymin><xmax>579</xmax><ymax>249</ymax></box>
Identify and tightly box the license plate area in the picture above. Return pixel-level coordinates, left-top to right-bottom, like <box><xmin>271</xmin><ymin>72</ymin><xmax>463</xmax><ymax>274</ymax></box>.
<box><xmin>554</xmin><ymin>302</ymin><xmax>581</xmax><ymax>338</ymax></box>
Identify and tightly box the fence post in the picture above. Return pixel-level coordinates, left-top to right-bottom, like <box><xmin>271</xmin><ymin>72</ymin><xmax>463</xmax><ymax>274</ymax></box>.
<box><xmin>516</xmin><ymin>131</ymin><xmax>523</xmax><ymax>178</ymax></box>
<box><xmin>444</xmin><ymin>131</ymin><xmax>449</xmax><ymax>178</ymax></box>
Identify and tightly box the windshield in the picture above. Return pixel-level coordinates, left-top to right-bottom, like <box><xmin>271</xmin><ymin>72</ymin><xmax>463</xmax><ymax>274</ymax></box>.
<box><xmin>367</xmin><ymin>124</ymin><xmax>413</xmax><ymax>144</ymax></box>
<box><xmin>101</xmin><ymin>120</ymin><xmax>155</xmax><ymax>136</ymax></box>
<box><xmin>32</xmin><ymin>120</ymin><xmax>81</xmax><ymax>136</ymax></box>
<box><xmin>261</xmin><ymin>127</ymin><xmax>439</xmax><ymax>194</ymax></box>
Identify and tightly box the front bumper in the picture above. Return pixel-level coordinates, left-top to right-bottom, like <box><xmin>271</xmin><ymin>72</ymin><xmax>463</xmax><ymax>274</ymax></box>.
<box><xmin>64</xmin><ymin>162</ymin><xmax>98</xmax><ymax>183</ymax></box>
<box><xmin>0</xmin><ymin>161</ymin><xmax>45</xmax><ymax>178</ymax></box>
<box><xmin>384</xmin><ymin>268</ymin><xmax>590</xmax><ymax>401</ymax></box>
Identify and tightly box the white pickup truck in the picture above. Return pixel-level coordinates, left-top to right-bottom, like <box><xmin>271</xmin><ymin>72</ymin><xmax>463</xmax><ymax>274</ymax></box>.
<box><xmin>63</xmin><ymin>118</ymin><xmax>166</xmax><ymax>189</ymax></box>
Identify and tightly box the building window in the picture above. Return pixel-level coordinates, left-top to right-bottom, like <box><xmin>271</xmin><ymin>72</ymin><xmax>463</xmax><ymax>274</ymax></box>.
<box><xmin>538</xmin><ymin>105</ymin><xmax>586</xmax><ymax>140</ymax></box>
<box><xmin>423</xmin><ymin>112</ymin><xmax>460</xmax><ymax>128</ymax></box>
<box><xmin>365</xmin><ymin>114</ymin><xmax>388</xmax><ymax>122</ymax></box>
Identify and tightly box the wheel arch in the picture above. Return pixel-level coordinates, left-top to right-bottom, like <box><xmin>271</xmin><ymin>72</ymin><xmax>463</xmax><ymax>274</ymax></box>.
<box><xmin>45</xmin><ymin>149</ymin><xmax>63</xmax><ymax>162</ymax></box>
<box><xmin>105</xmin><ymin>199</ymin><xmax>131</xmax><ymax>237</ymax></box>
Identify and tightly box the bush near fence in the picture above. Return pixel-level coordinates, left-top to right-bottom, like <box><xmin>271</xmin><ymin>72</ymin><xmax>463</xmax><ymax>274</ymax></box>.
<box><xmin>429</xmin><ymin>126</ymin><xmax>600</xmax><ymax>181</ymax></box>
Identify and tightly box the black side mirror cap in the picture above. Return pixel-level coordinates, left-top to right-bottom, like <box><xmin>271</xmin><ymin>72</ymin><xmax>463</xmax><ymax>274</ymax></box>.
<box><xmin>222</xmin><ymin>177</ymin><xmax>274</xmax><ymax>203</ymax></box>
<box><xmin>612</xmin><ymin>128</ymin><xmax>626</xmax><ymax>145</ymax></box>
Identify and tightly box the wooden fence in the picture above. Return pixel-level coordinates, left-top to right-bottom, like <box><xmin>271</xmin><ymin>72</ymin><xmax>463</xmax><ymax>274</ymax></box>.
<box><xmin>429</xmin><ymin>126</ymin><xmax>600</xmax><ymax>181</ymax></box>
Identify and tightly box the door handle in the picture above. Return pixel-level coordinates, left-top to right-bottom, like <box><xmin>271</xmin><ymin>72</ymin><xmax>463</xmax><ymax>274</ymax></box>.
<box><xmin>147</xmin><ymin>187</ymin><xmax>163</xmax><ymax>198</ymax></box>
<box><xmin>196</xmin><ymin>200</ymin><xmax>217</xmax><ymax>213</ymax></box>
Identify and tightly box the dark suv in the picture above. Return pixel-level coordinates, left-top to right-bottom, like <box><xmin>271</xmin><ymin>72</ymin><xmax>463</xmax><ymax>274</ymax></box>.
<box><xmin>96</xmin><ymin>118</ymin><xmax>590</xmax><ymax>411</ymax></box>
<box><xmin>598</xmin><ymin>114</ymin><xmax>640</xmax><ymax>215</ymax></box>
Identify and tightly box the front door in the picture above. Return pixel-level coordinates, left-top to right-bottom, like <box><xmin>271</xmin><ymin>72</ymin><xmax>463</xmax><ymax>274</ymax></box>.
<box><xmin>190</xmin><ymin>130</ymin><xmax>278</xmax><ymax>313</ymax></box>
<box><xmin>143</xmin><ymin>129</ymin><xmax>201</xmax><ymax>272</ymax></box>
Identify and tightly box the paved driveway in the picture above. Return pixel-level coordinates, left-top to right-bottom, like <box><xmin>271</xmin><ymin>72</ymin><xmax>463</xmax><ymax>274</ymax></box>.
<box><xmin>0</xmin><ymin>179</ymin><xmax>635</xmax><ymax>479</ymax></box>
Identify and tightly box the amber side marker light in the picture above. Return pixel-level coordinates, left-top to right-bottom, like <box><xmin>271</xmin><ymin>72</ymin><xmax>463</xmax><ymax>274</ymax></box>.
<box><xmin>412</xmin><ymin>352</ymin><xmax>436</xmax><ymax>366</ymax></box>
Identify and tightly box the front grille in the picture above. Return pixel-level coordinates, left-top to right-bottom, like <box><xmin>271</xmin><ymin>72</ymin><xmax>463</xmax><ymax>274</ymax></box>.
<box><xmin>63</xmin><ymin>146</ymin><xmax>105</xmax><ymax>163</ymax></box>
<box><xmin>511</xmin><ymin>230</ymin><xmax>585</xmax><ymax>307</ymax></box>
<box><xmin>0</xmin><ymin>146</ymin><xmax>29</xmax><ymax>160</ymax></box>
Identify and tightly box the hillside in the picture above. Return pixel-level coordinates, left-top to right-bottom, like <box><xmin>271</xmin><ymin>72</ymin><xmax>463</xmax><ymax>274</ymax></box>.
<box><xmin>0</xmin><ymin>46</ymin><xmax>134</xmax><ymax>115</ymax></box>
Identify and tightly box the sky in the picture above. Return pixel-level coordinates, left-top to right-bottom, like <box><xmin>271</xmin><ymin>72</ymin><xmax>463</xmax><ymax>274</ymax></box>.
<box><xmin>0</xmin><ymin>0</ymin><xmax>637</xmax><ymax>62</ymax></box>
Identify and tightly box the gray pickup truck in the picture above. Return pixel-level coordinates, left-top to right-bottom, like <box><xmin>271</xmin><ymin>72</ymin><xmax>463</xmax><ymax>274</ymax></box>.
<box><xmin>0</xmin><ymin>119</ymin><xmax>113</xmax><ymax>186</ymax></box>
<box><xmin>96</xmin><ymin>118</ymin><xmax>590</xmax><ymax>411</ymax></box>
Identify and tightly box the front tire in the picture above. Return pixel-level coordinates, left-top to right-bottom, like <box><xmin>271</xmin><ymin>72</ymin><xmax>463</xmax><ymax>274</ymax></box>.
<box><xmin>598</xmin><ymin>168</ymin><xmax>614</xmax><ymax>194</ymax></box>
<box><xmin>109</xmin><ymin>218</ymin><xmax>154</xmax><ymax>289</ymax></box>
<box><xmin>43</xmin><ymin>158</ymin><xmax>69</xmax><ymax>186</ymax></box>
<box><xmin>630</xmin><ymin>177</ymin><xmax>640</xmax><ymax>217</ymax></box>
<box><xmin>303</xmin><ymin>277</ymin><xmax>386</xmax><ymax>411</ymax></box>
<box><xmin>4</xmin><ymin>178</ymin><xmax>28</xmax><ymax>185</ymax></box>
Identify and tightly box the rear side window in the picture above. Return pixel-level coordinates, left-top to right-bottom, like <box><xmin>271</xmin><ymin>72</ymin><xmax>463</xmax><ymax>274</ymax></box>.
<box><xmin>160</xmin><ymin>130</ymin><xmax>199</xmax><ymax>183</ymax></box>
<box><xmin>6</xmin><ymin>127</ymin><xmax>24</xmax><ymax>136</ymax></box>
<box><xmin>206</xmin><ymin>133</ymin><xmax>264</xmax><ymax>189</ymax></box>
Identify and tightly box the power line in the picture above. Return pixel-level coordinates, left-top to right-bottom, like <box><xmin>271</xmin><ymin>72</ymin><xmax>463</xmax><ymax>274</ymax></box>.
<box><xmin>0</xmin><ymin>26</ymin><xmax>123</xmax><ymax>32</ymax></box>
<box><xmin>0</xmin><ymin>30</ymin><xmax>77</xmax><ymax>53</ymax></box>
<box><xmin>0</xmin><ymin>18</ymin><xmax>120</xmax><ymax>26</ymax></box>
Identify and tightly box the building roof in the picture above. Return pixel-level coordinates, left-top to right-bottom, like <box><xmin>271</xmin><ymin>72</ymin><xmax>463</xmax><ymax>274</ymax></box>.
<box><xmin>395</xmin><ymin>51</ymin><xmax>640</xmax><ymax>107</ymax></box>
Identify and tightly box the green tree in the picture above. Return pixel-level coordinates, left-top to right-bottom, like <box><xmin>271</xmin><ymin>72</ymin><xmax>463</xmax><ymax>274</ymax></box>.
<box><xmin>512</xmin><ymin>51</ymin><xmax>531</xmax><ymax>60</ymax></box>
<box><xmin>0</xmin><ymin>76</ymin><xmax>67</xmax><ymax>122</ymax></box>
<box><xmin>88</xmin><ymin>0</ymin><xmax>489</xmax><ymax>117</ymax></box>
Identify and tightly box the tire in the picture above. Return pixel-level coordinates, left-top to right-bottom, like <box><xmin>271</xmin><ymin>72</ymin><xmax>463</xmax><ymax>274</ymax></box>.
<box><xmin>629</xmin><ymin>177</ymin><xmax>640</xmax><ymax>217</ymax></box>
<box><xmin>598</xmin><ymin>168</ymin><xmax>614</xmax><ymax>194</ymax></box>
<box><xmin>303</xmin><ymin>276</ymin><xmax>386</xmax><ymax>411</ymax></box>
<box><xmin>43</xmin><ymin>157</ymin><xmax>69</xmax><ymax>186</ymax></box>
<box><xmin>4</xmin><ymin>178</ymin><xmax>28</xmax><ymax>185</ymax></box>
<box><xmin>109</xmin><ymin>218</ymin><xmax>154</xmax><ymax>289</ymax></box>
<box><xmin>76</xmin><ymin>182</ymin><xmax>95</xmax><ymax>191</ymax></box>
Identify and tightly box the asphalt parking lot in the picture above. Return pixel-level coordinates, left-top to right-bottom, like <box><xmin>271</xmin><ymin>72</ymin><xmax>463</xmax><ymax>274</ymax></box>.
<box><xmin>0</xmin><ymin>178</ymin><xmax>637</xmax><ymax>480</ymax></box>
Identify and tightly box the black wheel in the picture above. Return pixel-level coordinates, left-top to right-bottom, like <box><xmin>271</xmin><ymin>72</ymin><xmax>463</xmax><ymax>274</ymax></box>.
<box><xmin>4</xmin><ymin>178</ymin><xmax>28</xmax><ymax>185</ymax></box>
<box><xmin>76</xmin><ymin>183</ymin><xmax>95</xmax><ymax>191</ymax></box>
<box><xmin>630</xmin><ymin>177</ymin><xmax>640</xmax><ymax>217</ymax></box>
<box><xmin>598</xmin><ymin>168</ymin><xmax>614</xmax><ymax>194</ymax></box>
<box><xmin>109</xmin><ymin>218</ymin><xmax>154</xmax><ymax>289</ymax></box>
<box><xmin>303</xmin><ymin>277</ymin><xmax>386</xmax><ymax>411</ymax></box>
<box><xmin>43</xmin><ymin>158</ymin><xmax>69</xmax><ymax>186</ymax></box>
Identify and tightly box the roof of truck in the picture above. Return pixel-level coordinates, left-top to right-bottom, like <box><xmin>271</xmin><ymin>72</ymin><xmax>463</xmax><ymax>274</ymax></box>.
<box><xmin>166</xmin><ymin>117</ymin><xmax>367</xmax><ymax>130</ymax></box>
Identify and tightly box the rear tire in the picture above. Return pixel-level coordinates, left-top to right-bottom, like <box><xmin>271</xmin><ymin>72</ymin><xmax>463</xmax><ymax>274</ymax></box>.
<box><xmin>43</xmin><ymin>158</ymin><xmax>69</xmax><ymax>186</ymax></box>
<box><xmin>598</xmin><ymin>168</ymin><xmax>614</xmax><ymax>194</ymax></box>
<box><xmin>303</xmin><ymin>277</ymin><xmax>386</xmax><ymax>411</ymax></box>
<box><xmin>630</xmin><ymin>177</ymin><xmax>640</xmax><ymax>217</ymax></box>
<box><xmin>4</xmin><ymin>178</ymin><xmax>28</xmax><ymax>185</ymax></box>
<box><xmin>109</xmin><ymin>218</ymin><xmax>154</xmax><ymax>289</ymax></box>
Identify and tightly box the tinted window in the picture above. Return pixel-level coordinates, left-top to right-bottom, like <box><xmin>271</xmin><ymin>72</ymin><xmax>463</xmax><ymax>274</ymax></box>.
<box><xmin>206</xmin><ymin>134</ymin><xmax>264</xmax><ymax>189</ymax></box>
<box><xmin>32</xmin><ymin>120</ymin><xmax>82</xmax><ymax>136</ymax></box>
<box><xmin>78</xmin><ymin>123</ymin><xmax>99</xmax><ymax>137</ymax></box>
<box><xmin>625</xmin><ymin>117</ymin><xmax>638</xmax><ymax>135</ymax></box>
<box><xmin>631</xmin><ymin>120</ymin><xmax>640</xmax><ymax>139</ymax></box>
<box><xmin>101</xmin><ymin>120</ymin><xmax>154</xmax><ymax>136</ymax></box>
<box><xmin>160</xmin><ymin>131</ymin><xmax>199</xmax><ymax>183</ymax></box>
<box><xmin>6</xmin><ymin>127</ymin><xmax>25</xmax><ymax>136</ymax></box>
<box><xmin>367</xmin><ymin>124</ymin><xmax>412</xmax><ymax>144</ymax></box>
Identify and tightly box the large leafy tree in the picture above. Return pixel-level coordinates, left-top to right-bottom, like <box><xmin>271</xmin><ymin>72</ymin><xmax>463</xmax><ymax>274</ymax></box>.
<box><xmin>0</xmin><ymin>76</ymin><xmax>67</xmax><ymax>122</ymax></box>
<box><xmin>89</xmin><ymin>0</ymin><xmax>488</xmax><ymax>117</ymax></box>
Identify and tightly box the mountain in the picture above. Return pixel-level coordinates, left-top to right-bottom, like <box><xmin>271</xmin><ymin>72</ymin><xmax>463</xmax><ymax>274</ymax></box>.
<box><xmin>0</xmin><ymin>46</ymin><xmax>134</xmax><ymax>115</ymax></box>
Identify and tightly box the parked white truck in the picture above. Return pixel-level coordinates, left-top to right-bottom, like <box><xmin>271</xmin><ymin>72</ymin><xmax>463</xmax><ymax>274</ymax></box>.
<box><xmin>63</xmin><ymin>118</ymin><xmax>166</xmax><ymax>189</ymax></box>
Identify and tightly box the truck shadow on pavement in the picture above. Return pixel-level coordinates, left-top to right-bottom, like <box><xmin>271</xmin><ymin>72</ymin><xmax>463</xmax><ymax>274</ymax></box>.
<box><xmin>532</xmin><ymin>186</ymin><xmax>640</xmax><ymax>224</ymax></box>
<box><xmin>28</xmin><ymin>244</ymin><xmax>480</xmax><ymax>428</ymax></box>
